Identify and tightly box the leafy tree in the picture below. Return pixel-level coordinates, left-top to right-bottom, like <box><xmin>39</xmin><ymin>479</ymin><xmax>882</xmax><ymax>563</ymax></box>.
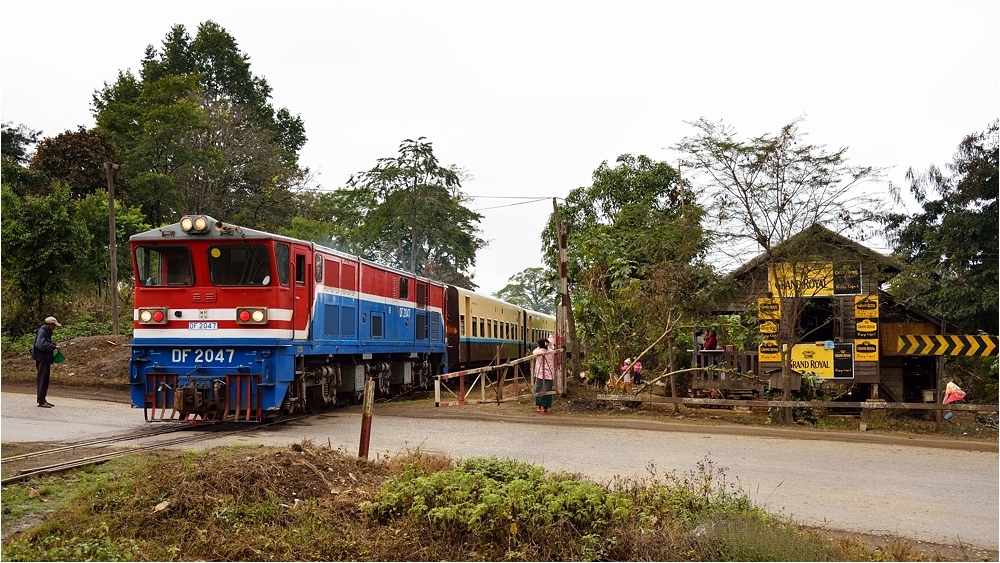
<box><xmin>1</xmin><ymin>183</ymin><xmax>91</xmax><ymax>330</ymax></box>
<box><xmin>140</xmin><ymin>21</ymin><xmax>305</xmax><ymax>158</ymax></box>
<box><xmin>281</xmin><ymin>189</ymin><xmax>374</xmax><ymax>253</ymax></box>
<box><xmin>92</xmin><ymin>21</ymin><xmax>307</xmax><ymax>230</ymax></box>
<box><xmin>347</xmin><ymin>138</ymin><xmax>485</xmax><ymax>279</ymax></box>
<box><xmin>885</xmin><ymin>120</ymin><xmax>999</xmax><ymax>335</ymax></box>
<box><xmin>545</xmin><ymin>154</ymin><xmax>714</xmax><ymax>389</ymax></box>
<box><xmin>74</xmin><ymin>191</ymin><xmax>150</xmax><ymax>294</ymax></box>
<box><xmin>30</xmin><ymin>126</ymin><xmax>117</xmax><ymax>199</ymax></box>
<box><xmin>93</xmin><ymin>72</ymin><xmax>209</xmax><ymax>225</ymax></box>
<box><xmin>2</xmin><ymin>121</ymin><xmax>40</xmax><ymax>163</ymax></box>
<box><xmin>1</xmin><ymin>121</ymin><xmax>48</xmax><ymax>196</ymax></box>
<box><xmin>676</xmin><ymin>117</ymin><xmax>884</xmax><ymax>421</ymax></box>
<box><xmin>175</xmin><ymin>98</ymin><xmax>307</xmax><ymax>228</ymax></box>
<box><xmin>494</xmin><ymin>267</ymin><xmax>557</xmax><ymax>314</ymax></box>
<box><xmin>421</xmin><ymin>258</ymin><xmax>478</xmax><ymax>290</ymax></box>
<box><xmin>885</xmin><ymin>121</ymin><xmax>999</xmax><ymax>405</ymax></box>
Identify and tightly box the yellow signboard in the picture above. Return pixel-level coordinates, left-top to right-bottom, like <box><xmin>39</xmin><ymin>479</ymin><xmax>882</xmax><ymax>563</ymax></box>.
<box><xmin>854</xmin><ymin>294</ymin><xmax>879</xmax><ymax>318</ymax></box>
<box><xmin>770</xmin><ymin>263</ymin><xmax>833</xmax><ymax>297</ymax></box>
<box><xmin>856</xmin><ymin>318</ymin><xmax>879</xmax><ymax>339</ymax></box>
<box><xmin>790</xmin><ymin>343</ymin><xmax>855</xmax><ymax>379</ymax></box>
<box><xmin>759</xmin><ymin>339</ymin><xmax>780</xmax><ymax>362</ymax></box>
<box><xmin>856</xmin><ymin>339</ymin><xmax>878</xmax><ymax>361</ymax></box>
<box><xmin>769</xmin><ymin>262</ymin><xmax>862</xmax><ymax>297</ymax></box>
<box><xmin>757</xmin><ymin>297</ymin><xmax>781</xmax><ymax>320</ymax></box>
<box><xmin>759</xmin><ymin>320</ymin><xmax>779</xmax><ymax>335</ymax></box>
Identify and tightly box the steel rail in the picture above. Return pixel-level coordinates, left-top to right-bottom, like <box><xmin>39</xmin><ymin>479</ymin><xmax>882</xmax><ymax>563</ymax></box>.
<box><xmin>2</xmin><ymin>425</ymin><xmax>186</xmax><ymax>462</ymax></box>
<box><xmin>1</xmin><ymin>415</ymin><xmax>305</xmax><ymax>485</ymax></box>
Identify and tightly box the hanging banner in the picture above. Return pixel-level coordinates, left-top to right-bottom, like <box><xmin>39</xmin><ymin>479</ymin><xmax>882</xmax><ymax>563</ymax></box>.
<box><xmin>770</xmin><ymin>262</ymin><xmax>863</xmax><ymax>297</ymax></box>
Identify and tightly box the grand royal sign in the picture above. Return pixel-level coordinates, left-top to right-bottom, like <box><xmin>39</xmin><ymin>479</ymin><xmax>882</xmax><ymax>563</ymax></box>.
<box><xmin>769</xmin><ymin>261</ymin><xmax>862</xmax><ymax>297</ymax></box>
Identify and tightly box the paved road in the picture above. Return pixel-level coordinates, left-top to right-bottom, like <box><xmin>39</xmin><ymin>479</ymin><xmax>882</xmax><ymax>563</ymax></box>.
<box><xmin>2</xmin><ymin>391</ymin><xmax>997</xmax><ymax>551</ymax></box>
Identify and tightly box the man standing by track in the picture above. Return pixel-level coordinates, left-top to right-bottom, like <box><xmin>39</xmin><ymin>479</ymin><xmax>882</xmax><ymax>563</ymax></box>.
<box><xmin>31</xmin><ymin>316</ymin><xmax>61</xmax><ymax>408</ymax></box>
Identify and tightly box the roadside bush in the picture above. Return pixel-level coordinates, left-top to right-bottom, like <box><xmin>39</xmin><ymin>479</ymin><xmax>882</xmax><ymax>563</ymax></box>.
<box><xmin>365</xmin><ymin>457</ymin><xmax>632</xmax><ymax>541</ymax></box>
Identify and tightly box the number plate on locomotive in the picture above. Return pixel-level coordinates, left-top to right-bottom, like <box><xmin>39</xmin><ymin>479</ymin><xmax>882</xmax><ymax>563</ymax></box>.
<box><xmin>188</xmin><ymin>322</ymin><xmax>218</xmax><ymax>330</ymax></box>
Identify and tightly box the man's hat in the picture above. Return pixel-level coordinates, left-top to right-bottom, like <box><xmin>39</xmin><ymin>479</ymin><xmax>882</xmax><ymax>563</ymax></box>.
<box><xmin>44</xmin><ymin>316</ymin><xmax>62</xmax><ymax>327</ymax></box>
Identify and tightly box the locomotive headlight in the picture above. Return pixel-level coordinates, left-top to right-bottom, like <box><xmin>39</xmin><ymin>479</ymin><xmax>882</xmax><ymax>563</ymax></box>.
<box><xmin>236</xmin><ymin>307</ymin><xmax>268</xmax><ymax>325</ymax></box>
<box><xmin>180</xmin><ymin>215</ymin><xmax>210</xmax><ymax>234</ymax></box>
<box><xmin>138</xmin><ymin>307</ymin><xmax>168</xmax><ymax>324</ymax></box>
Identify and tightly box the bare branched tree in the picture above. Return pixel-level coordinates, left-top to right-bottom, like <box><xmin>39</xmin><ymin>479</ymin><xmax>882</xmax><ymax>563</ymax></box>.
<box><xmin>677</xmin><ymin>117</ymin><xmax>885</xmax><ymax>422</ymax></box>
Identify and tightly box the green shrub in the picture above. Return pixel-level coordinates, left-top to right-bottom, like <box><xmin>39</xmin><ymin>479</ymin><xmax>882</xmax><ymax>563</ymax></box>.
<box><xmin>364</xmin><ymin>457</ymin><xmax>633</xmax><ymax>541</ymax></box>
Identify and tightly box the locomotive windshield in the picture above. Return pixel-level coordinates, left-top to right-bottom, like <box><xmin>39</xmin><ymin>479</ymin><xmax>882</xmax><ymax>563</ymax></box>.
<box><xmin>135</xmin><ymin>246</ymin><xmax>193</xmax><ymax>286</ymax></box>
<box><xmin>209</xmin><ymin>244</ymin><xmax>273</xmax><ymax>286</ymax></box>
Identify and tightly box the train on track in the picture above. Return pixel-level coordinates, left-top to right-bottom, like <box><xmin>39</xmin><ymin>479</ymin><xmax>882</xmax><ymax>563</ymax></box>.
<box><xmin>128</xmin><ymin>215</ymin><xmax>555</xmax><ymax>422</ymax></box>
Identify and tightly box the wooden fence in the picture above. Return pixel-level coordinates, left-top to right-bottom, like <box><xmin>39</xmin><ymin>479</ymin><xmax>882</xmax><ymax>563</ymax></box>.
<box><xmin>595</xmin><ymin>393</ymin><xmax>998</xmax><ymax>431</ymax></box>
<box><xmin>434</xmin><ymin>350</ymin><xmax>562</xmax><ymax>407</ymax></box>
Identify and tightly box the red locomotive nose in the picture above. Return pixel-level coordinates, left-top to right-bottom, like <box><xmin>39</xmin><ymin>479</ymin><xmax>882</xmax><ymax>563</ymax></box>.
<box><xmin>239</xmin><ymin>310</ymin><xmax>251</xmax><ymax>322</ymax></box>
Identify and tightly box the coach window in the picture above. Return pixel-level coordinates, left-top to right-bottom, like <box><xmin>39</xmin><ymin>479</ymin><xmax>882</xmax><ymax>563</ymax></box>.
<box><xmin>399</xmin><ymin>277</ymin><xmax>409</xmax><ymax>299</ymax></box>
<box><xmin>479</xmin><ymin>318</ymin><xmax>485</xmax><ymax>339</ymax></box>
<box><xmin>315</xmin><ymin>255</ymin><xmax>323</xmax><ymax>283</ymax></box>
<box><xmin>275</xmin><ymin>243</ymin><xmax>290</xmax><ymax>285</ymax></box>
<box><xmin>460</xmin><ymin>315</ymin><xmax>466</xmax><ymax>336</ymax></box>
<box><xmin>472</xmin><ymin>316</ymin><xmax>478</xmax><ymax>337</ymax></box>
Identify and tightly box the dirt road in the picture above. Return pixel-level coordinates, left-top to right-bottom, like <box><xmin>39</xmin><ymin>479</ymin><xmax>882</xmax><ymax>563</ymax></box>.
<box><xmin>2</xmin><ymin>390</ymin><xmax>997</xmax><ymax>557</ymax></box>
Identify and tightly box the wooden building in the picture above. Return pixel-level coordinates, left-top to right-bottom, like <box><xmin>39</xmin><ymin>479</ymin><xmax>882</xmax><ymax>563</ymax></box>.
<box><xmin>691</xmin><ymin>224</ymin><xmax>956</xmax><ymax>402</ymax></box>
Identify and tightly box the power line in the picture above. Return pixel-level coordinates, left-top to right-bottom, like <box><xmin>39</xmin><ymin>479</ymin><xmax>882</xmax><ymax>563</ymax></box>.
<box><xmin>472</xmin><ymin>198</ymin><xmax>552</xmax><ymax>211</ymax></box>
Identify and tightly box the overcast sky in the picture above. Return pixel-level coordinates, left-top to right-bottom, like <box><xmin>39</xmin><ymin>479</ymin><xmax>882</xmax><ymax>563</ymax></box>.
<box><xmin>2</xmin><ymin>1</ymin><xmax>997</xmax><ymax>294</ymax></box>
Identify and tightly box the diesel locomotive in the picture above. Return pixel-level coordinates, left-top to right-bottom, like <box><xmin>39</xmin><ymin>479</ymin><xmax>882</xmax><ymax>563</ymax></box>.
<box><xmin>128</xmin><ymin>215</ymin><xmax>555</xmax><ymax>422</ymax></box>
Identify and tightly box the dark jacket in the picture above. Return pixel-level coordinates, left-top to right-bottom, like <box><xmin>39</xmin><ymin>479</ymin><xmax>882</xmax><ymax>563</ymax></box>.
<box><xmin>31</xmin><ymin>324</ymin><xmax>57</xmax><ymax>363</ymax></box>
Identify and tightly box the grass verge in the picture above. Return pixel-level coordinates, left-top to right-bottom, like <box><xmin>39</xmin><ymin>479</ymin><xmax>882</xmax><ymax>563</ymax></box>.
<box><xmin>2</xmin><ymin>443</ymin><xmax>936</xmax><ymax>562</ymax></box>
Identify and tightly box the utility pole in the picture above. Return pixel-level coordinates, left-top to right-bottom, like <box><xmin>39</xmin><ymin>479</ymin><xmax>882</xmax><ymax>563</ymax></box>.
<box><xmin>105</xmin><ymin>162</ymin><xmax>120</xmax><ymax>335</ymax></box>
<box><xmin>553</xmin><ymin>198</ymin><xmax>577</xmax><ymax>394</ymax></box>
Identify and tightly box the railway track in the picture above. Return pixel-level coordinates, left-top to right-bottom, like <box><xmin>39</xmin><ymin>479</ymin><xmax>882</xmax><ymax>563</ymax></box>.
<box><xmin>1</xmin><ymin>417</ymin><xmax>304</xmax><ymax>485</ymax></box>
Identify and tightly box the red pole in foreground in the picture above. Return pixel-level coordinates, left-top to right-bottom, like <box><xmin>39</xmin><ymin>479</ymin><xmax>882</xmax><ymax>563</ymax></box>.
<box><xmin>358</xmin><ymin>379</ymin><xmax>375</xmax><ymax>460</ymax></box>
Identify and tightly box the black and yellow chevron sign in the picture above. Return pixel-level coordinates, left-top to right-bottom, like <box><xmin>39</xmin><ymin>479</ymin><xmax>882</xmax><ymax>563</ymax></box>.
<box><xmin>897</xmin><ymin>335</ymin><xmax>999</xmax><ymax>356</ymax></box>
